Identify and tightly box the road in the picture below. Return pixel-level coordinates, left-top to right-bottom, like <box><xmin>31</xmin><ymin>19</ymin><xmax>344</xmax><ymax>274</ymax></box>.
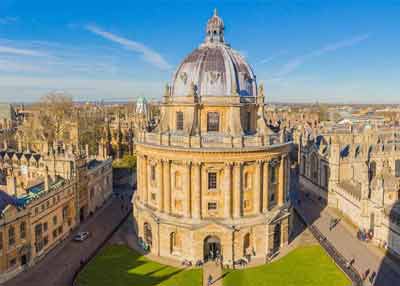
<box><xmin>5</xmin><ymin>185</ymin><xmax>133</xmax><ymax>286</ymax></box>
<box><xmin>296</xmin><ymin>187</ymin><xmax>400</xmax><ymax>286</ymax></box>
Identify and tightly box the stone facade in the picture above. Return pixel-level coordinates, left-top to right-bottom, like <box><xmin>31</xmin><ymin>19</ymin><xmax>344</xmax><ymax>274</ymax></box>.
<box><xmin>0</xmin><ymin>141</ymin><xmax>113</xmax><ymax>282</ymax></box>
<box><xmin>299</xmin><ymin>127</ymin><xmax>400</xmax><ymax>255</ymax></box>
<box><xmin>134</xmin><ymin>11</ymin><xmax>293</xmax><ymax>267</ymax></box>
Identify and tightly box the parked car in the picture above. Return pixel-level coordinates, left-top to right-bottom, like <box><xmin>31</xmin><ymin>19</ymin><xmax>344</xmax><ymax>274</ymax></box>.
<box><xmin>73</xmin><ymin>231</ymin><xmax>90</xmax><ymax>242</ymax></box>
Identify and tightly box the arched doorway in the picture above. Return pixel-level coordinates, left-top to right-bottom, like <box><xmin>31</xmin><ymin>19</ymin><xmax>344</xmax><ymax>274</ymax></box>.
<box><xmin>204</xmin><ymin>235</ymin><xmax>221</xmax><ymax>261</ymax></box>
<box><xmin>144</xmin><ymin>222</ymin><xmax>152</xmax><ymax>247</ymax></box>
<box><xmin>273</xmin><ymin>223</ymin><xmax>281</xmax><ymax>252</ymax></box>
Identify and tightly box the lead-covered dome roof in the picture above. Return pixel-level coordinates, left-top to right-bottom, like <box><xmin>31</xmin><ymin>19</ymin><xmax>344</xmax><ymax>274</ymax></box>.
<box><xmin>171</xmin><ymin>9</ymin><xmax>257</xmax><ymax>98</ymax></box>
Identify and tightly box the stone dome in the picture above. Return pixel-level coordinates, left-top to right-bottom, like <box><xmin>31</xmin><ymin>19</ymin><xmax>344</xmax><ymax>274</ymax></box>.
<box><xmin>171</xmin><ymin>9</ymin><xmax>257</xmax><ymax>98</ymax></box>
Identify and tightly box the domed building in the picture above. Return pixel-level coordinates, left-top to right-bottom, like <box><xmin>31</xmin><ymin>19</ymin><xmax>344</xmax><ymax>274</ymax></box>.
<box><xmin>134</xmin><ymin>10</ymin><xmax>293</xmax><ymax>266</ymax></box>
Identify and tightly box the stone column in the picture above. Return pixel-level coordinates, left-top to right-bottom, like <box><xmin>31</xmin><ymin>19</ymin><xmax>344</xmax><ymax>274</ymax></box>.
<box><xmin>136</xmin><ymin>155</ymin><xmax>142</xmax><ymax>200</ymax></box>
<box><xmin>184</xmin><ymin>161</ymin><xmax>192</xmax><ymax>218</ymax></box>
<box><xmin>254</xmin><ymin>160</ymin><xmax>262</xmax><ymax>214</ymax></box>
<box><xmin>224</xmin><ymin>162</ymin><xmax>233</xmax><ymax>218</ymax></box>
<box><xmin>157</xmin><ymin>160</ymin><xmax>164</xmax><ymax>211</ymax></box>
<box><xmin>192</xmin><ymin>162</ymin><xmax>201</xmax><ymax>219</ymax></box>
<box><xmin>262</xmin><ymin>160</ymin><xmax>270</xmax><ymax>212</ymax></box>
<box><xmin>144</xmin><ymin>156</ymin><xmax>149</xmax><ymax>205</ymax></box>
<box><xmin>163</xmin><ymin>159</ymin><xmax>171</xmax><ymax>214</ymax></box>
<box><xmin>278</xmin><ymin>155</ymin><xmax>286</xmax><ymax>206</ymax></box>
<box><xmin>233</xmin><ymin>162</ymin><xmax>242</xmax><ymax>218</ymax></box>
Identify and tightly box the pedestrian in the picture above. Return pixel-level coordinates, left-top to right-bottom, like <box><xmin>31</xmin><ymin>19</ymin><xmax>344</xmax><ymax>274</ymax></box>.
<box><xmin>369</xmin><ymin>271</ymin><xmax>376</xmax><ymax>283</ymax></box>
<box><xmin>362</xmin><ymin>269</ymin><xmax>370</xmax><ymax>281</ymax></box>
<box><xmin>208</xmin><ymin>274</ymin><xmax>213</xmax><ymax>286</ymax></box>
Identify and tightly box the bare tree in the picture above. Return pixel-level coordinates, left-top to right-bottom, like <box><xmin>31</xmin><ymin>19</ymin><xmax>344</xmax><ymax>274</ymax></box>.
<box><xmin>37</xmin><ymin>93</ymin><xmax>74</xmax><ymax>143</ymax></box>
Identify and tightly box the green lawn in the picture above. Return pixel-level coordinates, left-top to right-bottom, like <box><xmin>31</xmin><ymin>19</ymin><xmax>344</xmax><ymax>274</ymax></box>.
<box><xmin>223</xmin><ymin>245</ymin><xmax>351</xmax><ymax>286</ymax></box>
<box><xmin>76</xmin><ymin>245</ymin><xmax>202</xmax><ymax>286</ymax></box>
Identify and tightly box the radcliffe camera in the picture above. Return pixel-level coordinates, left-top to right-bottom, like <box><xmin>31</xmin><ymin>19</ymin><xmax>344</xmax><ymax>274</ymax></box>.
<box><xmin>0</xmin><ymin>2</ymin><xmax>399</xmax><ymax>286</ymax></box>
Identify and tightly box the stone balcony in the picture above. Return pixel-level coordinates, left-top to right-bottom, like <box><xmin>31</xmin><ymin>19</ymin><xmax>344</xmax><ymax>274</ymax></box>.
<box><xmin>137</xmin><ymin>130</ymin><xmax>290</xmax><ymax>150</ymax></box>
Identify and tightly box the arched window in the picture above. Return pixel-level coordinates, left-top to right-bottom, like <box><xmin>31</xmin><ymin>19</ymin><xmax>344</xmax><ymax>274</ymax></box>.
<box><xmin>170</xmin><ymin>232</ymin><xmax>181</xmax><ymax>254</ymax></box>
<box><xmin>323</xmin><ymin>165</ymin><xmax>329</xmax><ymax>189</ymax></box>
<box><xmin>144</xmin><ymin>223</ymin><xmax>152</xmax><ymax>247</ymax></box>
<box><xmin>311</xmin><ymin>154</ymin><xmax>318</xmax><ymax>183</ymax></box>
<box><xmin>302</xmin><ymin>155</ymin><xmax>306</xmax><ymax>175</ymax></box>
<box><xmin>395</xmin><ymin>160</ymin><xmax>400</xmax><ymax>177</ymax></box>
<box><xmin>369</xmin><ymin>161</ymin><xmax>376</xmax><ymax>181</ymax></box>
<box><xmin>151</xmin><ymin>165</ymin><xmax>156</xmax><ymax>182</ymax></box>
<box><xmin>243</xmin><ymin>233</ymin><xmax>251</xmax><ymax>257</ymax></box>
<box><xmin>273</xmin><ymin>223</ymin><xmax>281</xmax><ymax>251</ymax></box>
<box><xmin>244</xmin><ymin>172</ymin><xmax>252</xmax><ymax>189</ymax></box>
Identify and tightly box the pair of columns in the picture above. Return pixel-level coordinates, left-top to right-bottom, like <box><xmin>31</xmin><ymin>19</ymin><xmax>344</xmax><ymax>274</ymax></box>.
<box><xmin>138</xmin><ymin>154</ymin><xmax>288</xmax><ymax>218</ymax></box>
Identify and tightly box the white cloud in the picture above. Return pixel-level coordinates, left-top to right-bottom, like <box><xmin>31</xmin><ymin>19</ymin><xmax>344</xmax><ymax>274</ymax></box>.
<box><xmin>0</xmin><ymin>59</ymin><xmax>47</xmax><ymax>72</ymax></box>
<box><xmin>85</xmin><ymin>24</ymin><xmax>171</xmax><ymax>70</ymax></box>
<box><xmin>0</xmin><ymin>75</ymin><xmax>164</xmax><ymax>102</ymax></box>
<box><xmin>277</xmin><ymin>33</ymin><xmax>370</xmax><ymax>76</ymax></box>
<box><xmin>259</xmin><ymin>50</ymin><xmax>287</xmax><ymax>65</ymax></box>
<box><xmin>0</xmin><ymin>45</ymin><xmax>48</xmax><ymax>57</ymax></box>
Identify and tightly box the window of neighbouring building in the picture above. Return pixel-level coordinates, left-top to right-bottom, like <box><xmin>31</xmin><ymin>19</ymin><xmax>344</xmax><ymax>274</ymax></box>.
<box><xmin>20</xmin><ymin>222</ymin><xmax>26</xmax><ymax>239</ymax></box>
<box><xmin>396</xmin><ymin>160</ymin><xmax>400</xmax><ymax>177</ymax></box>
<box><xmin>8</xmin><ymin>226</ymin><xmax>15</xmax><ymax>246</ymax></box>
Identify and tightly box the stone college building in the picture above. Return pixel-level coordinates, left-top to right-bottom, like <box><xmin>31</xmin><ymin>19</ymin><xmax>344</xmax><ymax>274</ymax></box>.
<box><xmin>134</xmin><ymin>10</ymin><xmax>294</xmax><ymax>266</ymax></box>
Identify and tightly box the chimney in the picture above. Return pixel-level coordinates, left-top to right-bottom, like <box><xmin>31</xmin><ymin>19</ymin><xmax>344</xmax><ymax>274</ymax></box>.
<box><xmin>6</xmin><ymin>169</ymin><xmax>17</xmax><ymax>196</ymax></box>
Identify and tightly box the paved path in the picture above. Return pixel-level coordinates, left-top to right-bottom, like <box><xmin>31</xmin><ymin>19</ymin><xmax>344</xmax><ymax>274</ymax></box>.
<box><xmin>203</xmin><ymin>262</ymin><xmax>222</xmax><ymax>286</ymax></box>
<box><xmin>5</xmin><ymin>185</ymin><xmax>133</xmax><ymax>286</ymax></box>
<box><xmin>296</xmin><ymin>187</ymin><xmax>400</xmax><ymax>286</ymax></box>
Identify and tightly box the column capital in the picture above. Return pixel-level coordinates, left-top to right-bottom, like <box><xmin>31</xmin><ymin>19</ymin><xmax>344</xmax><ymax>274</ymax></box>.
<box><xmin>182</xmin><ymin>160</ymin><xmax>192</xmax><ymax>167</ymax></box>
<box><xmin>161</xmin><ymin>158</ymin><xmax>170</xmax><ymax>164</ymax></box>
<box><xmin>224</xmin><ymin>161</ymin><xmax>234</xmax><ymax>167</ymax></box>
<box><xmin>255</xmin><ymin>159</ymin><xmax>264</xmax><ymax>165</ymax></box>
<box><xmin>234</xmin><ymin>161</ymin><xmax>244</xmax><ymax>167</ymax></box>
<box><xmin>193</xmin><ymin>161</ymin><xmax>202</xmax><ymax>167</ymax></box>
<box><xmin>270</xmin><ymin>158</ymin><xmax>280</xmax><ymax>167</ymax></box>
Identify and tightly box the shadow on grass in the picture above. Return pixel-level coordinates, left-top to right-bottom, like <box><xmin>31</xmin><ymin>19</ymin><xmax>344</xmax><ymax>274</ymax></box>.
<box><xmin>77</xmin><ymin>245</ymin><xmax>187</xmax><ymax>286</ymax></box>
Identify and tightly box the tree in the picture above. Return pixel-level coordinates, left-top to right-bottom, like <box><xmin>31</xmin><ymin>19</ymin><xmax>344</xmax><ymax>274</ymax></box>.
<box><xmin>36</xmin><ymin>93</ymin><xmax>74</xmax><ymax>143</ymax></box>
<box><xmin>112</xmin><ymin>154</ymin><xmax>137</xmax><ymax>170</ymax></box>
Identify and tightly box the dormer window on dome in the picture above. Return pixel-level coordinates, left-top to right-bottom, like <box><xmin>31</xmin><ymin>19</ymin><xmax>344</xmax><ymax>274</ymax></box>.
<box><xmin>205</xmin><ymin>9</ymin><xmax>224</xmax><ymax>44</ymax></box>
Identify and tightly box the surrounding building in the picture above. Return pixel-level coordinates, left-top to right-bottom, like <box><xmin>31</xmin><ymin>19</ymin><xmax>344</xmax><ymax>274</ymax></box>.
<box><xmin>133</xmin><ymin>10</ymin><xmax>294</xmax><ymax>267</ymax></box>
<box><xmin>299</xmin><ymin>126</ymin><xmax>400</xmax><ymax>255</ymax></box>
<box><xmin>0</xmin><ymin>104</ymin><xmax>16</xmax><ymax>130</ymax></box>
<box><xmin>0</xmin><ymin>142</ymin><xmax>112</xmax><ymax>282</ymax></box>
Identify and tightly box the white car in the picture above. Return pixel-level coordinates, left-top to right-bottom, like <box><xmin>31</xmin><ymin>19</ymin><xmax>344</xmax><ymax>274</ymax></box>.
<box><xmin>73</xmin><ymin>231</ymin><xmax>90</xmax><ymax>242</ymax></box>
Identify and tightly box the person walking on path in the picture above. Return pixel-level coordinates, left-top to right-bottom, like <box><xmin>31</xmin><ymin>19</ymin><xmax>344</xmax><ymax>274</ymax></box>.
<box><xmin>208</xmin><ymin>274</ymin><xmax>213</xmax><ymax>286</ymax></box>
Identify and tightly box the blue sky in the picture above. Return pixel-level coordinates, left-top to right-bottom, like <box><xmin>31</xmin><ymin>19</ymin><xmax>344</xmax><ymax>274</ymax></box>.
<box><xmin>0</xmin><ymin>0</ymin><xmax>400</xmax><ymax>103</ymax></box>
